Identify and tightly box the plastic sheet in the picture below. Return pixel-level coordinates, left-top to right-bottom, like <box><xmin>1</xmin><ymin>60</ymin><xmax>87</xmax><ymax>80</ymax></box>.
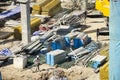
<box><xmin>0</xmin><ymin>6</ymin><xmax>20</xmax><ymax>20</ymax></box>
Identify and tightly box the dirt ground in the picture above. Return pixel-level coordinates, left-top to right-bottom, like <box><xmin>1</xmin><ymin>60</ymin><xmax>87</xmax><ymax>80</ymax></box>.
<box><xmin>0</xmin><ymin>64</ymin><xmax>98</xmax><ymax>80</ymax></box>
<box><xmin>0</xmin><ymin>12</ymin><xmax>109</xmax><ymax>80</ymax></box>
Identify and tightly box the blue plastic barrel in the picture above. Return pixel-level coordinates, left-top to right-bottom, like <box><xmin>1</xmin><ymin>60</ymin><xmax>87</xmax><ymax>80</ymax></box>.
<box><xmin>56</xmin><ymin>42</ymin><xmax>62</xmax><ymax>50</ymax></box>
<box><xmin>51</xmin><ymin>42</ymin><xmax>57</xmax><ymax>50</ymax></box>
<box><xmin>51</xmin><ymin>41</ymin><xmax>62</xmax><ymax>50</ymax></box>
<box><xmin>73</xmin><ymin>38</ymin><xmax>84</xmax><ymax>48</ymax></box>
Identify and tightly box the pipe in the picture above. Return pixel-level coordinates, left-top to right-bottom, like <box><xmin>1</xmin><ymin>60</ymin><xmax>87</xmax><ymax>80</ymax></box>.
<box><xmin>109</xmin><ymin>0</ymin><xmax>120</xmax><ymax>80</ymax></box>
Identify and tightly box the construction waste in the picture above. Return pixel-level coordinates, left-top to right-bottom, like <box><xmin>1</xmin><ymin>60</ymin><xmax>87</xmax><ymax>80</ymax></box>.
<box><xmin>0</xmin><ymin>27</ymin><xmax>13</xmax><ymax>39</ymax></box>
<box><xmin>58</xmin><ymin>10</ymin><xmax>86</xmax><ymax>26</ymax></box>
<box><xmin>60</xmin><ymin>0</ymin><xmax>75</xmax><ymax>9</ymax></box>
<box><xmin>5</xmin><ymin>20</ymin><xmax>21</xmax><ymax>27</ymax></box>
<box><xmin>0</xmin><ymin>48</ymin><xmax>12</xmax><ymax>66</ymax></box>
<box><xmin>68</xmin><ymin>47</ymin><xmax>90</xmax><ymax>60</ymax></box>
<box><xmin>15</xmin><ymin>28</ymin><xmax>102</xmax><ymax>68</ymax></box>
<box><xmin>87</xmin><ymin>55</ymin><xmax>106</xmax><ymax>69</ymax></box>
<box><xmin>60</xmin><ymin>0</ymin><xmax>82</xmax><ymax>10</ymax></box>
<box><xmin>0</xmin><ymin>6</ymin><xmax>20</xmax><ymax>27</ymax></box>
<box><xmin>0</xmin><ymin>0</ymin><xmax>105</xmax><ymax>73</ymax></box>
<box><xmin>0</xmin><ymin>1</ymin><xmax>109</xmax><ymax>80</ymax></box>
<box><xmin>49</xmin><ymin>69</ymin><xmax>68</xmax><ymax>80</ymax></box>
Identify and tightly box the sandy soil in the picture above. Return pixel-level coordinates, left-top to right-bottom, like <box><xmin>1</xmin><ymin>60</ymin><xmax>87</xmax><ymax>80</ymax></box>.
<box><xmin>0</xmin><ymin>64</ymin><xmax>98</xmax><ymax>80</ymax></box>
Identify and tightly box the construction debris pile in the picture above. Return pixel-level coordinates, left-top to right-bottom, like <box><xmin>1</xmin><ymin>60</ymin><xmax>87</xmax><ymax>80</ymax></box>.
<box><xmin>0</xmin><ymin>0</ymin><xmax>109</xmax><ymax>80</ymax></box>
<box><xmin>0</xmin><ymin>6</ymin><xmax>20</xmax><ymax>27</ymax></box>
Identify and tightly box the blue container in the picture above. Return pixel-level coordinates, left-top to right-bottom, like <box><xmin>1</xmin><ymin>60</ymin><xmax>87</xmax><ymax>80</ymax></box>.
<box><xmin>50</xmin><ymin>52</ymin><xmax>66</xmax><ymax>66</ymax></box>
<box><xmin>51</xmin><ymin>41</ymin><xmax>62</xmax><ymax>50</ymax></box>
<box><xmin>0</xmin><ymin>6</ymin><xmax>20</xmax><ymax>20</ymax></box>
<box><xmin>56</xmin><ymin>42</ymin><xmax>62</xmax><ymax>49</ymax></box>
<box><xmin>46</xmin><ymin>53</ymin><xmax>51</xmax><ymax>65</ymax></box>
<box><xmin>46</xmin><ymin>50</ymin><xmax>66</xmax><ymax>66</ymax></box>
<box><xmin>64</xmin><ymin>37</ymin><xmax>70</xmax><ymax>47</ymax></box>
<box><xmin>51</xmin><ymin>42</ymin><xmax>57</xmax><ymax>50</ymax></box>
<box><xmin>73</xmin><ymin>38</ymin><xmax>84</xmax><ymax>48</ymax></box>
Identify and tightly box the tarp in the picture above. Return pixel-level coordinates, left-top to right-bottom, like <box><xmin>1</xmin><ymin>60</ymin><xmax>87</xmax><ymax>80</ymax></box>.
<box><xmin>0</xmin><ymin>6</ymin><xmax>20</xmax><ymax>20</ymax></box>
<box><xmin>0</xmin><ymin>48</ymin><xmax>12</xmax><ymax>57</ymax></box>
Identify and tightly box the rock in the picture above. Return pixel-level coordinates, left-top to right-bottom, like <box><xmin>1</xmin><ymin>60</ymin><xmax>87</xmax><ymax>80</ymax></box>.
<box><xmin>49</xmin><ymin>69</ymin><xmax>68</xmax><ymax>80</ymax></box>
<box><xmin>20</xmin><ymin>75</ymin><xmax>25</xmax><ymax>77</ymax></box>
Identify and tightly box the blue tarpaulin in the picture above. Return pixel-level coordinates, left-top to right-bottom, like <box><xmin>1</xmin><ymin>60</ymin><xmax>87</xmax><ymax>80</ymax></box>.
<box><xmin>0</xmin><ymin>48</ymin><xmax>12</xmax><ymax>56</ymax></box>
<box><xmin>0</xmin><ymin>6</ymin><xmax>20</xmax><ymax>20</ymax></box>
